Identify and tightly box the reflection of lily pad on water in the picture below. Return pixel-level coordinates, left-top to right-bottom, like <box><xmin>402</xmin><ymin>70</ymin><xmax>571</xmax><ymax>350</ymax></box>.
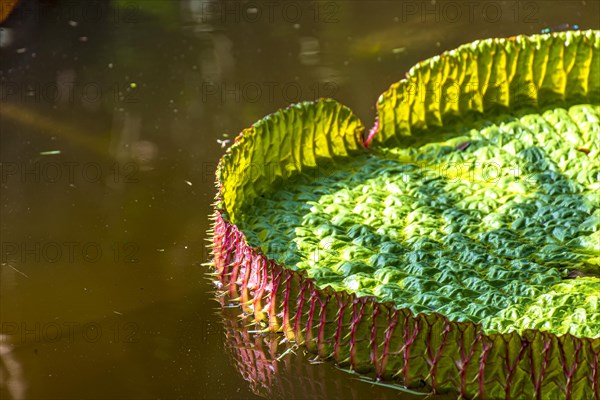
<box><xmin>211</xmin><ymin>31</ymin><xmax>600</xmax><ymax>399</ymax></box>
<box><xmin>218</xmin><ymin>296</ymin><xmax>445</xmax><ymax>400</ymax></box>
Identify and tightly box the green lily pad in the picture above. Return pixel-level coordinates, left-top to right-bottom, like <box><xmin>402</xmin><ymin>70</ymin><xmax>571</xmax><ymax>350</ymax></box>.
<box><xmin>212</xmin><ymin>31</ymin><xmax>600</xmax><ymax>399</ymax></box>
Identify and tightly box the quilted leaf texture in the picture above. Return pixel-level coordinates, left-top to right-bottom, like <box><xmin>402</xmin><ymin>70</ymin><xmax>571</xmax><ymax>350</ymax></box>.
<box><xmin>211</xmin><ymin>31</ymin><xmax>600</xmax><ymax>399</ymax></box>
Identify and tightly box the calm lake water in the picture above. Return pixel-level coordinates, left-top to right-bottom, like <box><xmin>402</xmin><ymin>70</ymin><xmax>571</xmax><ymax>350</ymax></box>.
<box><xmin>1</xmin><ymin>1</ymin><xmax>598</xmax><ymax>399</ymax></box>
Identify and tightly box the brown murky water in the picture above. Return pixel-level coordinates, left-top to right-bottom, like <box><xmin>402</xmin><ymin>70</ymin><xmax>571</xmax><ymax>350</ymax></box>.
<box><xmin>0</xmin><ymin>1</ymin><xmax>598</xmax><ymax>399</ymax></box>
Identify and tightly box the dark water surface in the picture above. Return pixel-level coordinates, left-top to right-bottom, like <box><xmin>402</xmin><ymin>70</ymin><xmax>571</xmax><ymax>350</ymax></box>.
<box><xmin>0</xmin><ymin>1</ymin><xmax>598</xmax><ymax>399</ymax></box>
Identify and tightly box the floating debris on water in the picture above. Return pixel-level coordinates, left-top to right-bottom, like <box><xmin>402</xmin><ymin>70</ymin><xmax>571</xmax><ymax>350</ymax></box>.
<box><xmin>39</xmin><ymin>150</ymin><xmax>61</xmax><ymax>155</ymax></box>
<box><xmin>2</xmin><ymin>262</ymin><xmax>30</xmax><ymax>279</ymax></box>
<box><xmin>217</xmin><ymin>139</ymin><xmax>231</xmax><ymax>148</ymax></box>
<box><xmin>541</xmin><ymin>24</ymin><xmax>579</xmax><ymax>33</ymax></box>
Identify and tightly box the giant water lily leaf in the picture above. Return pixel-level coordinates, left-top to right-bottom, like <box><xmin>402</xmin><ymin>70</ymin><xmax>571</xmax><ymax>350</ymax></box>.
<box><xmin>217</xmin><ymin>100</ymin><xmax>364</xmax><ymax>222</ymax></box>
<box><xmin>212</xmin><ymin>31</ymin><xmax>600</xmax><ymax>399</ymax></box>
